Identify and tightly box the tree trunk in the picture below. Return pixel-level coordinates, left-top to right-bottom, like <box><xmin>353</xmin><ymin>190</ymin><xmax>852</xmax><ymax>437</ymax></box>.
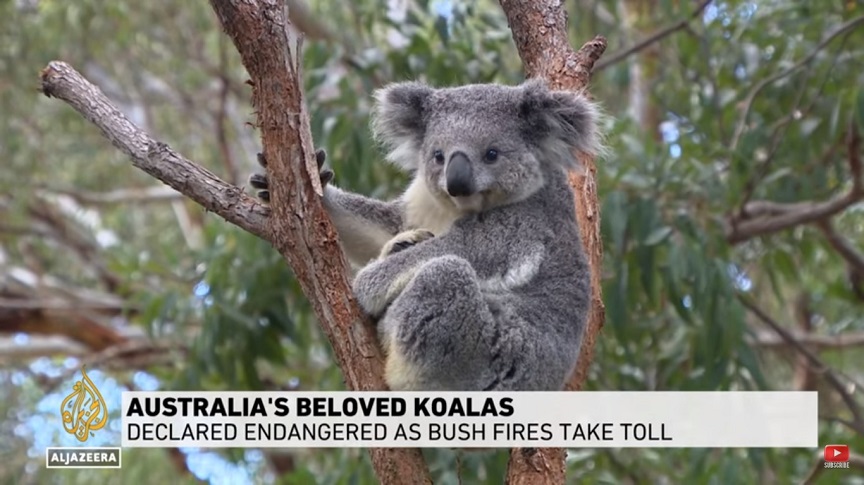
<box><xmin>498</xmin><ymin>1</ymin><xmax>608</xmax><ymax>483</ymax></box>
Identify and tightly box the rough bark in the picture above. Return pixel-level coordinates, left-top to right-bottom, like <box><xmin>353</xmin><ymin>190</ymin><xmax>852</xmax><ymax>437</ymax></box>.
<box><xmin>41</xmin><ymin>1</ymin><xmax>432</xmax><ymax>483</ymax></box>
<box><xmin>498</xmin><ymin>1</ymin><xmax>607</xmax><ymax>484</ymax></box>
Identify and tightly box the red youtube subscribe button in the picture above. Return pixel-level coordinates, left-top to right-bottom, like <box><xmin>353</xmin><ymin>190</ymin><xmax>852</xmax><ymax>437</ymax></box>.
<box><xmin>824</xmin><ymin>445</ymin><xmax>849</xmax><ymax>462</ymax></box>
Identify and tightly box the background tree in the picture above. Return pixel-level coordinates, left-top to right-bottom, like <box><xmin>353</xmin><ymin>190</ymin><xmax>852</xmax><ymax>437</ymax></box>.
<box><xmin>1</xmin><ymin>0</ymin><xmax>862</xmax><ymax>484</ymax></box>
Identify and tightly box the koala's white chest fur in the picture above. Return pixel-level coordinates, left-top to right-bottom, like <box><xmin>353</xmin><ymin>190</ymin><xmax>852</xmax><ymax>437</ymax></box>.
<box><xmin>402</xmin><ymin>177</ymin><xmax>462</xmax><ymax>236</ymax></box>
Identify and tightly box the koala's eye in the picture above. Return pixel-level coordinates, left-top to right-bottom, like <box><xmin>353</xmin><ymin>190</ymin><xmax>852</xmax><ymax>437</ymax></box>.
<box><xmin>484</xmin><ymin>148</ymin><xmax>499</xmax><ymax>163</ymax></box>
<box><xmin>433</xmin><ymin>150</ymin><xmax>445</xmax><ymax>165</ymax></box>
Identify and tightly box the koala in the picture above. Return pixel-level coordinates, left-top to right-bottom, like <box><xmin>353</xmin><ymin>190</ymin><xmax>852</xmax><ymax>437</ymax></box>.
<box><xmin>250</xmin><ymin>79</ymin><xmax>602</xmax><ymax>392</ymax></box>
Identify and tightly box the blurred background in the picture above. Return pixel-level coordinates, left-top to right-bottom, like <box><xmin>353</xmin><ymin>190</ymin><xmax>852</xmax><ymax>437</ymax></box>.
<box><xmin>1</xmin><ymin>0</ymin><xmax>863</xmax><ymax>483</ymax></box>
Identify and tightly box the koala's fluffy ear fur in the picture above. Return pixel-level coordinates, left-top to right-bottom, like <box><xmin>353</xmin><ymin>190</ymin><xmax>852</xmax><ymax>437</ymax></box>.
<box><xmin>371</xmin><ymin>82</ymin><xmax>435</xmax><ymax>171</ymax></box>
<box><xmin>519</xmin><ymin>79</ymin><xmax>605</xmax><ymax>169</ymax></box>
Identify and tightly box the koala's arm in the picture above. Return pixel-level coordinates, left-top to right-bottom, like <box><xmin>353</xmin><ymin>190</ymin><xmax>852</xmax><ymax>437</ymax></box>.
<box><xmin>323</xmin><ymin>185</ymin><xmax>405</xmax><ymax>267</ymax></box>
<box><xmin>352</xmin><ymin>230</ymin><xmax>463</xmax><ymax>317</ymax></box>
<box><xmin>249</xmin><ymin>150</ymin><xmax>405</xmax><ymax>268</ymax></box>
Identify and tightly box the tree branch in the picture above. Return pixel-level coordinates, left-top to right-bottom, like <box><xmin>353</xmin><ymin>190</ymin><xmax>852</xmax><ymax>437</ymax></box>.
<box><xmin>594</xmin><ymin>0</ymin><xmax>712</xmax><ymax>72</ymax></box>
<box><xmin>818</xmin><ymin>219</ymin><xmax>864</xmax><ymax>300</ymax></box>
<box><xmin>499</xmin><ymin>1</ymin><xmax>607</xmax><ymax>483</ymax></box>
<box><xmin>24</xmin><ymin>198</ymin><xmax>125</xmax><ymax>293</ymax></box>
<box><xmin>739</xmin><ymin>296</ymin><xmax>864</xmax><ymax>436</ymax></box>
<box><xmin>32</xmin><ymin>340</ymin><xmax>185</xmax><ymax>392</ymax></box>
<box><xmin>38</xmin><ymin>185</ymin><xmax>186</xmax><ymax>205</ymax></box>
<box><xmin>726</xmin><ymin>124</ymin><xmax>862</xmax><ymax>244</ymax></box>
<box><xmin>727</xmin><ymin>190</ymin><xmax>862</xmax><ymax>244</ymax></box>
<box><xmin>802</xmin><ymin>450</ymin><xmax>864</xmax><ymax>485</ymax></box>
<box><xmin>0</xmin><ymin>310</ymin><xmax>126</xmax><ymax>352</ymax></box>
<box><xmin>730</xmin><ymin>15</ymin><xmax>864</xmax><ymax>150</ymax></box>
<box><xmin>816</xmin><ymin>220</ymin><xmax>864</xmax><ymax>274</ymax></box>
<box><xmin>40</xmin><ymin>62</ymin><xmax>270</xmax><ymax>240</ymax></box>
<box><xmin>751</xmin><ymin>331</ymin><xmax>864</xmax><ymax>350</ymax></box>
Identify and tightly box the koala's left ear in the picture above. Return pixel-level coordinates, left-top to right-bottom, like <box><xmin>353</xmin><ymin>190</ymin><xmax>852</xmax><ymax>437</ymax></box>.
<box><xmin>519</xmin><ymin>79</ymin><xmax>605</xmax><ymax>168</ymax></box>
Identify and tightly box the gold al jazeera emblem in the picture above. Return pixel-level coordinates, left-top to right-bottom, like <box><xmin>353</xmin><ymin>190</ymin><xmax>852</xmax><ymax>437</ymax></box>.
<box><xmin>60</xmin><ymin>366</ymin><xmax>108</xmax><ymax>442</ymax></box>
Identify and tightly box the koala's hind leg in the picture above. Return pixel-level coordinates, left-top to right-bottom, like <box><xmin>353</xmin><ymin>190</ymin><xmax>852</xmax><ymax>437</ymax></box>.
<box><xmin>379</xmin><ymin>255</ymin><xmax>507</xmax><ymax>391</ymax></box>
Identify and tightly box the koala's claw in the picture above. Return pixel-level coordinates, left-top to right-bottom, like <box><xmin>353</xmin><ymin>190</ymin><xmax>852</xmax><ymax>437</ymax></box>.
<box><xmin>247</xmin><ymin>173</ymin><xmax>270</xmax><ymax>203</ymax></box>
<box><xmin>249</xmin><ymin>149</ymin><xmax>332</xmax><ymax>205</ymax></box>
<box><xmin>248</xmin><ymin>173</ymin><xmax>268</xmax><ymax>189</ymax></box>
<box><xmin>315</xmin><ymin>149</ymin><xmax>334</xmax><ymax>186</ymax></box>
<box><xmin>380</xmin><ymin>229</ymin><xmax>435</xmax><ymax>258</ymax></box>
<box><xmin>315</xmin><ymin>148</ymin><xmax>327</xmax><ymax>166</ymax></box>
<box><xmin>320</xmin><ymin>168</ymin><xmax>334</xmax><ymax>186</ymax></box>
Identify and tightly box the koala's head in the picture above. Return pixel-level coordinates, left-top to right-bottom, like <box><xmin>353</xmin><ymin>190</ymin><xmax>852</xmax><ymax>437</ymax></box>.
<box><xmin>371</xmin><ymin>79</ymin><xmax>603</xmax><ymax>213</ymax></box>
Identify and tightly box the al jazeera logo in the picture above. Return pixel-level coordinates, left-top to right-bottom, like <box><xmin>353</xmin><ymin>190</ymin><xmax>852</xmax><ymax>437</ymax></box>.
<box><xmin>45</xmin><ymin>366</ymin><xmax>121</xmax><ymax>469</ymax></box>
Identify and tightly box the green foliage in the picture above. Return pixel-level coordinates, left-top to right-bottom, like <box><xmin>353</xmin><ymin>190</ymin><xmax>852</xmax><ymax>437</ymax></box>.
<box><xmin>1</xmin><ymin>0</ymin><xmax>863</xmax><ymax>483</ymax></box>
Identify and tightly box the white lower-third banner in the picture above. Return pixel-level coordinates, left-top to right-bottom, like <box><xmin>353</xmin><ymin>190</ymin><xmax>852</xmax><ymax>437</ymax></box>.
<box><xmin>121</xmin><ymin>391</ymin><xmax>817</xmax><ymax>448</ymax></box>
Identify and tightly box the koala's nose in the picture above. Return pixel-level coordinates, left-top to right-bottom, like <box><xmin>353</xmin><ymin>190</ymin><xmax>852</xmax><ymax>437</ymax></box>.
<box><xmin>445</xmin><ymin>151</ymin><xmax>475</xmax><ymax>197</ymax></box>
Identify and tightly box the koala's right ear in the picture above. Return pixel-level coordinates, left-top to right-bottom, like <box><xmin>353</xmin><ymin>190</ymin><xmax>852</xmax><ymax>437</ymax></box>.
<box><xmin>371</xmin><ymin>82</ymin><xmax>434</xmax><ymax>171</ymax></box>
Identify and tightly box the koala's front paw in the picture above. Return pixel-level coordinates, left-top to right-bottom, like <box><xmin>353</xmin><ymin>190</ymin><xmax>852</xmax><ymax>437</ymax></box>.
<box><xmin>380</xmin><ymin>229</ymin><xmax>435</xmax><ymax>259</ymax></box>
<box><xmin>314</xmin><ymin>149</ymin><xmax>334</xmax><ymax>187</ymax></box>
<box><xmin>248</xmin><ymin>149</ymin><xmax>332</xmax><ymax>204</ymax></box>
<box><xmin>248</xmin><ymin>152</ymin><xmax>273</xmax><ymax>203</ymax></box>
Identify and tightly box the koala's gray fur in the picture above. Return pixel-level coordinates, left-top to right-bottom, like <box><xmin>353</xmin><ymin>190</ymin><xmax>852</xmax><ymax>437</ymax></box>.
<box><xmin>250</xmin><ymin>79</ymin><xmax>602</xmax><ymax>392</ymax></box>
